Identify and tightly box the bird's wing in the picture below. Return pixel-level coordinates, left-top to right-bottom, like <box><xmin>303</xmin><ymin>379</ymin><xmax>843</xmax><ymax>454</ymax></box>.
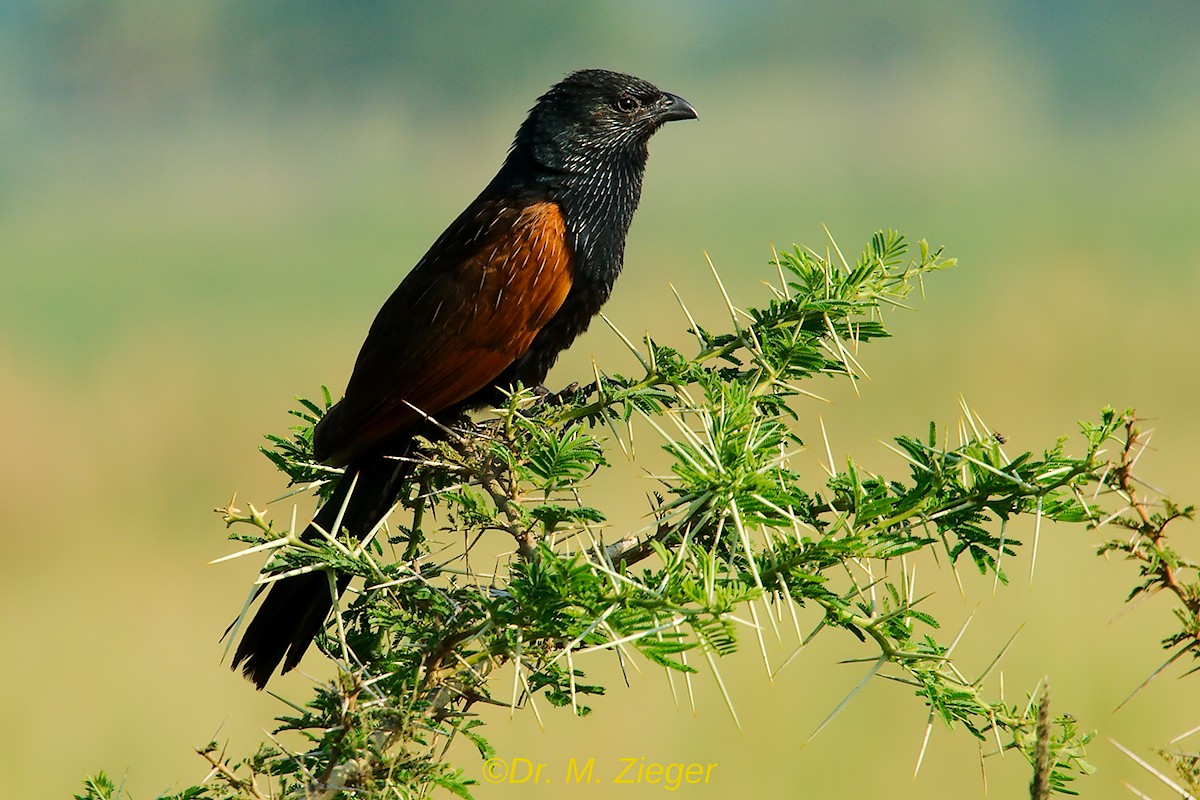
<box><xmin>313</xmin><ymin>198</ymin><xmax>574</xmax><ymax>466</ymax></box>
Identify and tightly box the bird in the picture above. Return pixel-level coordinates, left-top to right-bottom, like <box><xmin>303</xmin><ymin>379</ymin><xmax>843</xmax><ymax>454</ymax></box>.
<box><xmin>229</xmin><ymin>69</ymin><xmax>697</xmax><ymax>689</ymax></box>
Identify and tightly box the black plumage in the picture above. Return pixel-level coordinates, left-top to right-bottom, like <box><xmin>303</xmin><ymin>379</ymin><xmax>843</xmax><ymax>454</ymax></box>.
<box><xmin>230</xmin><ymin>69</ymin><xmax>696</xmax><ymax>688</ymax></box>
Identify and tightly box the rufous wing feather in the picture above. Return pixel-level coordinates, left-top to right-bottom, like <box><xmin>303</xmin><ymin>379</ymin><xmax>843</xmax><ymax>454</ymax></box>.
<box><xmin>314</xmin><ymin>199</ymin><xmax>573</xmax><ymax>466</ymax></box>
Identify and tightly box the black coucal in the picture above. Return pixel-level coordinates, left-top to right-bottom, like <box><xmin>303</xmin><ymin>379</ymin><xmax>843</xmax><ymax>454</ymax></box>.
<box><xmin>229</xmin><ymin>69</ymin><xmax>696</xmax><ymax>688</ymax></box>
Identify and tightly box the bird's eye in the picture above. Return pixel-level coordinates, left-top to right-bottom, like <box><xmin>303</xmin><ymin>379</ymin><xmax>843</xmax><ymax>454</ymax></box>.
<box><xmin>613</xmin><ymin>95</ymin><xmax>639</xmax><ymax>113</ymax></box>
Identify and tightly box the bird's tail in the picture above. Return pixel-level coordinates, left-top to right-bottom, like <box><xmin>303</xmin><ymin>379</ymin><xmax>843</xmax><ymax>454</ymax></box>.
<box><xmin>229</xmin><ymin>448</ymin><xmax>413</xmax><ymax>689</ymax></box>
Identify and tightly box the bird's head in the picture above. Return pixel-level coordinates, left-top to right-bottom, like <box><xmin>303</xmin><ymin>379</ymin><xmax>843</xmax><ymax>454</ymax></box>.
<box><xmin>514</xmin><ymin>69</ymin><xmax>697</xmax><ymax>175</ymax></box>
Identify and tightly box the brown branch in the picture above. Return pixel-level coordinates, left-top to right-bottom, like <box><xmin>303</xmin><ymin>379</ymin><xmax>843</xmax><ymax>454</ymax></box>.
<box><xmin>1029</xmin><ymin>681</ymin><xmax>1052</xmax><ymax>800</ymax></box>
<box><xmin>1110</xmin><ymin>411</ymin><xmax>1200</xmax><ymax>646</ymax></box>
<box><xmin>198</xmin><ymin>745</ymin><xmax>271</xmax><ymax>800</ymax></box>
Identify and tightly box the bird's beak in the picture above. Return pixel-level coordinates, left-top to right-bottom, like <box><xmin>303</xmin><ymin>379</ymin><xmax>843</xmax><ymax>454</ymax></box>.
<box><xmin>659</xmin><ymin>92</ymin><xmax>699</xmax><ymax>122</ymax></box>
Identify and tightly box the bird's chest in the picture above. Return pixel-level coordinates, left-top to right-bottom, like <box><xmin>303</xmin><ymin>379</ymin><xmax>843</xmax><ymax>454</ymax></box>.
<box><xmin>493</xmin><ymin>170</ymin><xmax>642</xmax><ymax>388</ymax></box>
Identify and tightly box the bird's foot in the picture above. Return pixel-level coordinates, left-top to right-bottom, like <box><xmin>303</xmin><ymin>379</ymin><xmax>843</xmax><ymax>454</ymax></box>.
<box><xmin>533</xmin><ymin>381</ymin><xmax>597</xmax><ymax>409</ymax></box>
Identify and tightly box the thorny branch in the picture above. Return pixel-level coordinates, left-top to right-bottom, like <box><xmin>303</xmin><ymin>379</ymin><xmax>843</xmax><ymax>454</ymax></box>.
<box><xmin>78</xmin><ymin>232</ymin><xmax>1200</xmax><ymax>800</ymax></box>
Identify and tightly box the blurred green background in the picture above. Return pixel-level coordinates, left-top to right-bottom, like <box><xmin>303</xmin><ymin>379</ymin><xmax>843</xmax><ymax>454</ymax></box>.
<box><xmin>3</xmin><ymin>2</ymin><xmax>1199</xmax><ymax>797</ymax></box>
